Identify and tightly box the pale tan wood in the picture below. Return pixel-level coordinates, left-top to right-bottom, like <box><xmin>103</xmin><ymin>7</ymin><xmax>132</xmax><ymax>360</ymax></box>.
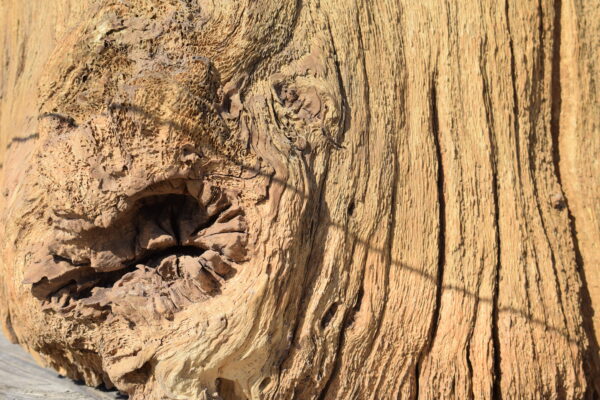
<box><xmin>0</xmin><ymin>0</ymin><xmax>598</xmax><ymax>399</ymax></box>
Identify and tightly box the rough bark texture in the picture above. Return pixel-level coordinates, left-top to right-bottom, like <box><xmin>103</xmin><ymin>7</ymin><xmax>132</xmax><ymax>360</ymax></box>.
<box><xmin>0</xmin><ymin>0</ymin><xmax>598</xmax><ymax>399</ymax></box>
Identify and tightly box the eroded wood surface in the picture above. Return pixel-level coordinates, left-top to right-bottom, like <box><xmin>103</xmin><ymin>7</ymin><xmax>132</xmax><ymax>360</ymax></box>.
<box><xmin>0</xmin><ymin>0</ymin><xmax>598</xmax><ymax>399</ymax></box>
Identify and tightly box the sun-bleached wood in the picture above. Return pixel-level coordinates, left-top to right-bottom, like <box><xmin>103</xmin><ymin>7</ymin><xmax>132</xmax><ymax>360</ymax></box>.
<box><xmin>0</xmin><ymin>0</ymin><xmax>598</xmax><ymax>399</ymax></box>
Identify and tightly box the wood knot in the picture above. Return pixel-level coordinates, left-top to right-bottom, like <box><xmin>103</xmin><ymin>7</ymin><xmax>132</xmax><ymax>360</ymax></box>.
<box><xmin>550</xmin><ymin>192</ymin><xmax>566</xmax><ymax>210</ymax></box>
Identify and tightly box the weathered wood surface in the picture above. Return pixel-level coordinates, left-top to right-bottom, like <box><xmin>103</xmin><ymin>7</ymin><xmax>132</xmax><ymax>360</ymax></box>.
<box><xmin>0</xmin><ymin>332</ymin><xmax>124</xmax><ymax>400</ymax></box>
<box><xmin>0</xmin><ymin>0</ymin><xmax>598</xmax><ymax>399</ymax></box>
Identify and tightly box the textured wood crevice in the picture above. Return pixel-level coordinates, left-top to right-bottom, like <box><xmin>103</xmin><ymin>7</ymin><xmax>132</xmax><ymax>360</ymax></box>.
<box><xmin>414</xmin><ymin>76</ymin><xmax>446</xmax><ymax>400</ymax></box>
<box><xmin>549</xmin><ymin>0</ymin><xmax>563</xmax><ymax>187</ymax></box>
<box><xmin>478</xmin><ymin>35</ymin><xmax>503</xmax><ymax>400</ymax></box>
<box><xmin>490</xmin><ymin>103</ymin><xmax>503</xmax><ymax>400</ymax></box>
<box><xmin>429</xmin><ymin>77</ymin><xmax>445</xmax><ymax>355</ymax></box>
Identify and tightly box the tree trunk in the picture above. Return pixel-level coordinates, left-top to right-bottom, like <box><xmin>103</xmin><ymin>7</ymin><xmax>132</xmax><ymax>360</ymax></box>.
<box><xmin>1</xmin><ymin>0</ymin><xmax>598</xmax><ymax>399</ymax></box>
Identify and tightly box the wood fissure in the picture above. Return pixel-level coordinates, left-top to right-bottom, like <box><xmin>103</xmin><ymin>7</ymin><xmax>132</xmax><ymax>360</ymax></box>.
<box><xmin>530</xmin><ymin>0</ymin><xmax>572</xmax><ymax>353</ymax></box>
<box><xmin>315</xmin><ymin>238</ymin><xmax>358</xmax><ymax>400</ymax></box>
<box><xmin>504</xmin><ymin>0</ymin><xmax>523</xmax><ymax>183</ymax></box>
<box><xmin>427</xmin><ymin>77</ymin><xmax>445</xmax><ymax>351</ymax></box>
<box><xmin>550</xmin><ymin>0</ymin><xmax>563</xmax><ymax>187</ymax></box>
<box><xmin>491</xmin><ymin>160</ymin><xmax>502</xmax><ymax>400</ymax></box>
<box><xmin>487</xmin><ymin>59</ymin><xmax>503</xmax><ymax>400</ymax></box>
<box><xmin>479</xmin><ymin>31</ymin><xmax>502</xmax><ymax>400</ymax></box>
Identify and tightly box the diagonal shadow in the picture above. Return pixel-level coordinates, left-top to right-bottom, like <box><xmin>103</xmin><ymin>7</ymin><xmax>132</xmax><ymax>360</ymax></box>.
<box><xmin>5</xmin><ymin>133</ymin><xmax>39</xmax><ymax>149</ymax></box>
<box><xmin>139</xmin><ymin>103</ymin><xmax>586</xmax><ymax>344</ymax></box>
<box><xmin>34</xmin><ymin>103</ymin><xmax>585</xmax><ymax>345</ymax></box>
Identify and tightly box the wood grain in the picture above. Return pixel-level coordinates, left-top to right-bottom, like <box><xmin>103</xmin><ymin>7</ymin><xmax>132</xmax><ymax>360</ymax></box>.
<box><xmin>0</xmin><ymin>0</ymin><xmax>598</xmax><ymax>399</ymax></box>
